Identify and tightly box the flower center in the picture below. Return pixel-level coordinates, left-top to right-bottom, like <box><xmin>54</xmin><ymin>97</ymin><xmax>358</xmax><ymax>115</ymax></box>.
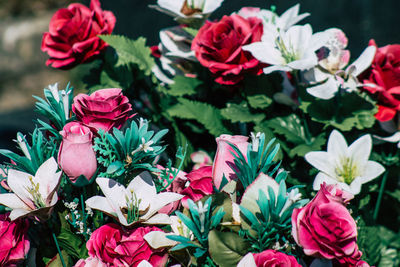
<box><xmin>335</xmin><ymin>157</ymin><xmax>359</xmax><ymax>185</ymax></box>
<box><xmin>181</xmin><ymin>0</ymin><xmax>204</xmax><ymax>16</ymax></box>
<box><xmin>275</xmin><ymin>36</ymin><xmax>298</xmax><ymax>63</ymax></box>
<box><xmin>26</xmin><ymin>176</ymin><xmax>46</xmax><ymax>209</ymax></box>
<box><xmin>123</xmin><ymin>190</ymin><xmax>142</xmax><ymax>224</ymax></box>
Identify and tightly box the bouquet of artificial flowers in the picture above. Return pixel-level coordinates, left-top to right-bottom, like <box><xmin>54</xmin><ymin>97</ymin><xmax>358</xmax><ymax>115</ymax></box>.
<box><xmin>0</xmin><ymin>0</ymin><xmax>399</xmax><ymax>266</ymax></box>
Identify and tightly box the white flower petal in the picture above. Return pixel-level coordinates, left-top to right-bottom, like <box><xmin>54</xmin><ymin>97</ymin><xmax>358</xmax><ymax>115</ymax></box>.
<box><xmin>137</xmin><ymin>260</ymin><xmax>153</xmax><ymax>267</ymax></box>
<box><xmin>327</xmin><ymin>130</ymin><xmax>348</xmax><ymax>162</ymax></box>
<box><xmin>285</xmin><ymin>24</ymin><xmax>313</xmax><ymax>56</ymax></box>
<box><xmin>143</xmin><ymin>213</ymin><xmax>172</xmax><ymax>225</ymax></box>
<box><xmin>144</xmin><ymin>231</ymin><xmax>177</xmax><ymax>249</ymax></box>
<box><xmin>142</xmin><ymin>192</ymin><xmax>183</xmax><ymax>220</ymax></box>
<box><xmin>360</xmin><ymin>161</ymin><xmax>385</xmax><ymax>183</ymax></box>
<box><xmin>287</xmin><ymin>55</ymin><xmax>317</xmax><ymax>70</ymax></box>
<box><xmin>243</xmin><ymin>42</ymin><xmax>284</xmax><ymax>66</ymax></box>
<box><xmin>347</xmin><ymin>178</ymin><xmax>363</xmax><ymax>195</ymax></box>
<box><xmin>306</xmin><ymin>76</ymin><xmax>339</xmax><ymax>99</ymax></box>
<box><xmin>237</xmin><ymin>253</ymin><xmax>257</xmax><ymax>267</ymax></box>
<box><xmin>374</xmin><ymin>132</ymin><xmax>400</xmax><ymax>143</ymax></box>
<box><xmin>263</xmin><ymin>65</ymin><xmax>292</xmax><ymax>74</ymax></box>
<box><xmin>348</xmin><ymin>134</ymin><xmax>372</xmax><ymax>165</ymax></box>
<box><xmin>35</xmin><ymin>158</ymin><xmax>60</xmax><ymax>199</ymax></box>
<box><xmin>203</xmin><ymin>0</ymin><xmax>224</xmax><ymax>13</ymax></box>
<box><xmin>7</xmin><ymin>169</ymin><xmax>35</xmax><ymax>205</ymax></box>
<box><xmin>9</xmin><ymin>208</ymin><xmax>31</xmax><ymax>221</ymax></box>
<box><xmin>305</xmin><ymin>151</ymin><xmax>335</xmax><ymax>177</ymax></box>
<box><xmin>157</xmin><ymin>0</ymin><xmax>185</xmax><ymax>15</ymax></box>
<box><xmin>96</xmin><ymin>178</ymin><xmax>127</xmax><ymax>212</ymax></box>
<box><xmin>85</xmin><ymin>196</ymin><xmax>117</xmax><ymax>217</ymax></box>
<box><xmin>0</xmin><ymin>193</ymin><xmax>31</xmax><ymax>210</ymax></box>
<box><xmin>350</xmin><ymin>46</ymin><xmax>376</xmax><ymax>76</ymax></box>
<box><xmin>313</xmin><ymin>172</ymin><xmax>339</xmax><ymax>190</ymax></box>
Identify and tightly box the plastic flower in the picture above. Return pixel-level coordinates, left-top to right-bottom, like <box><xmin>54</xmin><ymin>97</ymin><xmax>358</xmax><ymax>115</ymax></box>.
<box><xmin>0</xmin><ymin>157</ymin><xmax>61</xmax><ymax>220</ymax></box>
<box><xmin>305</xmin><ymin>130</ymin><xmax>385</xmax><ymax>194</ymax></box>
<box><xmin>243</xmin><ymin>24</ymin><xmax>329</xmax><ymax>74</ymax></box>
<box><xmin>238</xmin><ymin>4</ymin><xmax>310</xmax><ymax>32</ymax></box>
<box><xmin>85</xmin><ymin>172</ymin><xmax>183</xmax><ymax>226</ymax></box>
<box><xmin>305</xmin><ymin>29</ymin><xmax>376</xmax><ymax>99</ymax></box>
<box><xmin>150</xmin><ymin>0</ymin><xmax>224</xmax><ymax>23</ymax></box>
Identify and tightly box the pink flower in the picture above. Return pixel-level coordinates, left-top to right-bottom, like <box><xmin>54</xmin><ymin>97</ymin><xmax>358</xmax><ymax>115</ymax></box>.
<box><xmin>0</xmin><ymin>213</ymin><xmax>30</xmax><ymax>266</ymax></box>
<box><xmin>58</xmin><ymin>122</ymin><xmax>97</xmax><ymax>183</ymax></box>
<box><xmin>181</xmin><ymin>166</ymin><xmax>214</xmax><ymax>208</ymax></box>
<box><xmin>192</xmin><ymin>14</ymin><xmax>265</xmax><ymax>85</ymax></box>
<box><xmin>74</xmin><ymin>257</ymin><xmax>107</xmax><ymax>267</ymax></box>
<box><xmin>41</xmin><ymin>0</ymin><xmax>116</xmax><ymax>69</ymax></box>
<box><xmin>291</xmin><ymin>183</ymin><xmax>362</xmax><ymax>263</ymax></box>
<box><xmin>212</xmin><ymin>134</ymin><xmax>249</xmax><ymax>189</ymax></box>
<box><xmin>72</xmin><ymin>88</ymin><xmax>133</xmax><ymax>132</ymax></box>
<box><xmin>87</xmin><ymin>224</ymin><xmax>168</xmax><ymax>267</ymax></box>
<box><xmin>253</xmin><ymin>250</ymin><xmax>301</xmax><ymax>267</ymax></box>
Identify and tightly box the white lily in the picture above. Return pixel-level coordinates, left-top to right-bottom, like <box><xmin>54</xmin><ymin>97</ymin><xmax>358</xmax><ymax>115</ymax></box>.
<box><xmin>237</xmin><ymin>253</ymin><xmax>257</xmax><ymax>267</ymax></box>
<box><xmin>0</xmin><ymin>157</ymin><xmax>61</xmax><ymax>220</ymax></box>
<box><xmin>243</xmin><ymin>24</ymin><xmax>329</xmax><ymax>74</ymax></box>
<box><xmin>238</xmin><ymin>4</ymin><xmax>310</xmax><ymax>32</ymax></box>
<box><xmin>305</xmin><ymin>28</ymin><xmax>376</xmax><ymax>99</ymax></box>
<box><xmin>305</xmin><ymin>130</ymin><xmax>385</xmax><ymax>195</ymax></box>
<box><xmin>85</xmin><ymin>172</ymin><xmax>183</xmax><ymax>226</ymax></box>
<box><xmin>150</xmin><ymin>0</ymin><xmax>224</xmax><ymax>23</ymax></box>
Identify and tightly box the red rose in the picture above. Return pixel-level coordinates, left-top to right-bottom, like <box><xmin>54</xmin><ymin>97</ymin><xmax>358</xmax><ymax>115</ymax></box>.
<box><xmin>192</xmin><ymin>14</ymin><xmax>264</xmax><ymax>85</ymax></box>
<box><xmin>72</xmin><ymin>88</ymin><xmax>133</xmax><ymax>132</ymax></box>
<box><xmin>361</xmin><ymin>39</ymin><xmax>400</xmax><ymax>121</ymax></box>
<box><xmin>253</xmin><ymin>250</ymin><xmax>301</xmax><ymax>267</ymax></box>
<box><xmin>41</xmin><ymin>0</ymin><xmax>116</xmax><ymax>69</ymax></box>
<box><xmin>181</xmin><ymin>166</ymin><xmax>214</xmax><ymax>207</ymax></box>
<box><xmin>291</xmin><ymin>183</ymin><xmax>362</xmax><ymax>264</ymax></box>
<box><xmin>0</xmin><ymin>213</ymin><xmax>30</xmax><ymax>266</ymax></box>
<box><xmin>87</xmin><ymin>224</ymin><xmax>168</xmax><ymax>267</ymax></box>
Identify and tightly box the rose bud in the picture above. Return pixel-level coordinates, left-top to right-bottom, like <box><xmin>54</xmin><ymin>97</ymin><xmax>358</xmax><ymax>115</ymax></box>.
<box><xmin>58</xmin><ymin>122</ymin><xmax>97</xmax><ymax>183</ymax></box>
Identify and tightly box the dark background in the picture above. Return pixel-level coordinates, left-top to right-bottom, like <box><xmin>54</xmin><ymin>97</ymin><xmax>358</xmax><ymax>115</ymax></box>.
<box><xmin>0</xmin><ymin>0</ymin><xmax>399</xmax><ymax>157</ymax></box>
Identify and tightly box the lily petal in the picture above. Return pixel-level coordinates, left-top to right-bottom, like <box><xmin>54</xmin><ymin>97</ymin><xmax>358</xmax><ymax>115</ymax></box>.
<box><xmin>350</xmin><ymin>46</ymin><xmax>376</xmax><ymax>76</ymax></box>
<box><xmin>361</xmin><ymin>161</ymin><xmax>385</xmax><ymax>183</ymax></box>
<box><xmin>313</xmin><ymin>172</ymin><xmax>340</xmax><ymax>190</ymax></box>
<box><xmin>9</xmin><ymin>208</ymin><xmax>31</xmax><ymax>221</ymax></box>
<box><xmin>143</xmin><ymin>213</ymin><xmax>172</xmax><ymax>225</ymax></box>
<box><xmin>348</xmin><ymin>134</ymin><xmax>372</xmax><ymax>166</ymax></box>
<box><xmin>0</xmin><ymin>193</ymin><xmax>31</xmax><ymax>210</ymax></box>
<box><xmin>144</xmin><ymin>231</ymin><xmax>177</xmax><ymax>249</ymax></box>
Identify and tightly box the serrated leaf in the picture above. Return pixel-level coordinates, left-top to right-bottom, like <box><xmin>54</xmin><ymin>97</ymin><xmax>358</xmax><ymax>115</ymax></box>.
<box><xmin>208</xmin><ymin>230</ymin><xmax>250</xmax><ymax>267</ymax></box>
<box><xmin>266</xmin><ymin>114</ymin><xmax>308</xmax><ymax>145</ymax></box>
<box><xmin>167</xmin><ymin>98</ymin><xmax>230</xmax><ymax>136</ymax></box>
<box><xmin>221</xmin><ymin>102</ymin><xmax>265</xmax><ymax>123</ymax></box>
<box><xmin>99</xmin><ymin>35</ymin><xmax>155</xmax><ymax>75</ymax></box>
<box><xmin>247</xmin><ymin>94</ymin><xmax>272</xmax><ymax>109</ymax></box>
<box><xmin>167</xmin><ymin>76</ymin><xmax>202</xmax><ymax>96</ymax></box>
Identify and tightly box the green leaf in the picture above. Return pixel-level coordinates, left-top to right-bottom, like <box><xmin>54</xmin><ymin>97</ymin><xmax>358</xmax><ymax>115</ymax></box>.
<box><xmin>265</xmin><ymin>114</ymin><xmax>309</xmax><ymax>145</ymax></box>
<box><xmin>208</xmin><ymin>230</ymin><xmax>250</xmax><ymax>267</ymax></box>
<box><xmin>289</xmin><ymin>133</ymin><xmax>326</xmax><ymax>157</ymax></box>
<box><xmin>221</xmin><ymin>102</ymin><xmax>265</xmax><ymax>123</ymax></box>
<box><xmin>299</xmin><ymin>92</ymin><xmax>377</xmax><ymax>131</ymax></box>
<box><xmin>378</xmin><ymin>247</ymin><xmax>399</xmax><ymax>267</ymax></box>
<box><xmin>166</xmin><ymin>76</ymin><xmax>202</xmax><ymax>97</ymax></box>
<box><xmin>99</xmin><ymin>35</ymin><xmax>155</xmax><ymax>75</ymax></box>
<box><xmin>247</xmin><ymin>94</ymin><xmax>273</xmax><ymax>109</ymax></box>
<box><xmin>46</xmin><ymin>251</ymin><xmax>72</xmax><ymax>267</ymax></box>
<box><xmin>167</xmin><ymin>98</ymin><xmax>230</xmax><ymax>136</ymax></box>
<box><xmin>358</xmin><ymin>220</ymin><xmax>383</xmax><ymax>265</ymax></box>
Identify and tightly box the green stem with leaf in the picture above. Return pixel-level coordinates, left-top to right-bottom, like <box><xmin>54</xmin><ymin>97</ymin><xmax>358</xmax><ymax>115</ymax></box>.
<box><xmin>373</xmin><ymin>170</ymin><xmax>388</xmax><ymax>221</ymax></box>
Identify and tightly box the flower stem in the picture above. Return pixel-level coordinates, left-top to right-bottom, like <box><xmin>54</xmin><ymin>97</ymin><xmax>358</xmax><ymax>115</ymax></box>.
<box><xmin>52</xmin><ymin>232</ymin><xmax>66</xmax><ymax>267</ymax></box>
<box><xmin>373</xmin><ymin>171</ymin><xmax>388</xmax><ymax>221</ymax></box>
<box><xmin>80</xmin><ymin>191</ymin><xmax>88</xmax><ymax>240</ymax></box>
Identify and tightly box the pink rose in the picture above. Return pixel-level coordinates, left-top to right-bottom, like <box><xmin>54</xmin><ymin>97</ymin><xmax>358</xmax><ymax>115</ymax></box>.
<box><xmin>74</xmin><ymin>257</ymin><xmax>107</xmax><ymax>267</ymax></box>
<box><xmin>58</xmin><ymin>122</ymin><xmax>97</xmax><ymax>183</ymax></box>
<box><xmin>41</xmin><ymin>0</ymin><xmax>116</xmax><ymax>69</ymax></box>
<box><xmin>72</xmin><ymin>88</ymin><xmax>133</xmax><ymax>132</ymax></box>
<box><xmin>212</xmin><ymin>134</ymin><xmax>249</xmax><ymax>189</ymax></box>
<box><xmin>190</xmin><ymin>150</ymin><xmax>212</xmax><ymax>170</ymax></box>
<box><xmin>291</xmin><ymin>183</ymin><xmax>362</xmax><ymax>263</ymax></box>
<box><xmin>253</xmin><ymin>250</ymin><xmax>301</xmax><ymax>267</ymax></box>
<box><xmin>0</xmin><ymin>213</ymin><xmax>30</xmax><ymax>266</ymax></box>
<box><xmin>192</xmin><ymin>14</ymin><xmax>264</xmax><ymax>85</ymax></box>
<box><xmin>87</xmin><ymin>224</ymin><xmax>168</xmax><ymax>267</ymax></box>
<box><xmin>181</xmin><ymin>166</ymin><xmax>214</xmax><ymax>208</ymax></box>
